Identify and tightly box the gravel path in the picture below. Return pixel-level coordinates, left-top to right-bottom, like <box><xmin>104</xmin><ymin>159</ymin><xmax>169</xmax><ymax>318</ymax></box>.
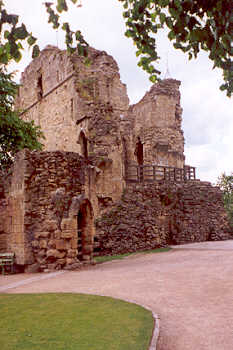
<box><xmin>1</xmin><ymin>240</ymin><xmax>233</xmax><ymax>350</ymax></box>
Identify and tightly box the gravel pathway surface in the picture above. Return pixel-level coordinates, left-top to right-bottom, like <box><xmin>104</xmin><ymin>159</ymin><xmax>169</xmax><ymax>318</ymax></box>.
<box><xmin>1</xmin><ymin>240</ymin><xmax>233</xmax><ymax>350</ymax></box>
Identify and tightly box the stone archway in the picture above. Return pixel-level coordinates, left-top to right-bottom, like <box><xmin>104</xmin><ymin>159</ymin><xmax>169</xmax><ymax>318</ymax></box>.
<box><xmin>77</xmin><ymin>199</ymin><xmax>94</xmax><ymax>261</ymax></box>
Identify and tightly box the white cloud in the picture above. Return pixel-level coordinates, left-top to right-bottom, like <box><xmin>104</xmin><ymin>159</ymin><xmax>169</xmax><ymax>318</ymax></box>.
<box><xmin>5</xmin><ymin>0</ymin><xmax>233</xmax><ymax>184</ymax></box>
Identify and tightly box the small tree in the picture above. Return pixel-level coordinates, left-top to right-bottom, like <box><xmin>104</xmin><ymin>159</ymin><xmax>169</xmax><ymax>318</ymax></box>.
<box><xmin>0</xmin><ymin>70</ymin><xmax>44</xmax><ymax>169</ymax></box>
<box><xmin>217</xmin><ymin>172</ymin><xmax>233</xmax><ymax>228</ymax></box>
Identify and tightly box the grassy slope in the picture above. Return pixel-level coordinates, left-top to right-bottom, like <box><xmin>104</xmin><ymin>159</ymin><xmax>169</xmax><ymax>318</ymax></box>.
<box><xmin>0</xmin><ymin>293</ymin><xmax>154</xmax><ymax>350</ymax></box>
<box><xmin>94</xmin><ymin>247</ymin><xmax>171</xmax><ymax>263</ymax></box>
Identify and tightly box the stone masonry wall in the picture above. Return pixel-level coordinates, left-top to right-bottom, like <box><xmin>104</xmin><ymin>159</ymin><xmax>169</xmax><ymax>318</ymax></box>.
<box><xmin>127</xmin><ymin>79</ymin><xmax>185</xmax><ymax>168</ymax></box>
<box><xmin>95</xmin><ymin>181</ymin><xmax>233</xmax><ymax>256</ymax></box>
<box><xmin>0</xmin><ymin>170</ymin><xmax>12</xmax><ymax>253</ymax></box>
<box><xmin>23</xmin><ymin>150</ymin><xmax>89</xmax><ymax>271</ymax></box>
<box><xmin>16</xmin><ymin>46</ymin><xmax>130</xmax><ymax>205</ymax></box>
<box><xmin>0</xmin><ymin>150</ymin><xmax>97</xmax><ymax>271</ymax></box>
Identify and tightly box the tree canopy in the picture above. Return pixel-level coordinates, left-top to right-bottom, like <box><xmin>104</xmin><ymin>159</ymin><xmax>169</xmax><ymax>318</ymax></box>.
<box><xmin>119</xmin><ymin>0</ymin><xmax>232</xmax><ymax>96</ymax></box>
<box><xmin>0</xmin><ymin>0</ymin><xmax>232</xmax><ymax>96</ymax></box>
<box><xmin>0</xmin><ymin>70</ymin><xmax>44</xmax><ymax>169</ymax></box>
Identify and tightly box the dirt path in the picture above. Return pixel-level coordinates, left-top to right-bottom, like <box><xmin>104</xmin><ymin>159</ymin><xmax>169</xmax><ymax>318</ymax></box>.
<box><xmin>1</xmin><ymin>240</ymin><xmax>233</xmax><ymax>350</ymax></box>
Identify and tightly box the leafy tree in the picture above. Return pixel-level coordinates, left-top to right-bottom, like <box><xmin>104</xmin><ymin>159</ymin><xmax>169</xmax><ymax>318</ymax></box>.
<box><xmin>217</xmin><ymin>173</ymin><xmax>233</xmax><ymax>228</ymax></box>
<box><xmin>0</xmin><ymin>0</ymin><xmax>46</xmax><ymax>169</ymax></box>
<box><xmin>1</xmin><ymin>1</ymin><xmax>232</xmax><ymax>96</ymax></box>
<box><xmin>0</xmin><ymin>70</ymin><xmax>44</xmax><ymax>169</ymax></box>
<box><xmin>119</xmin><ymin>0</ymin><xmax>233</xmax><ymax>96</ymax></box>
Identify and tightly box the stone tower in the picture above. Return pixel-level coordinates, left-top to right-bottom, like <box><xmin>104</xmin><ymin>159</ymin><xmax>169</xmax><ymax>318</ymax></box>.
<box><xmin>125</xmin><ymin>79</ymin><xmax>185</xmax><ymax>168</ymax></box>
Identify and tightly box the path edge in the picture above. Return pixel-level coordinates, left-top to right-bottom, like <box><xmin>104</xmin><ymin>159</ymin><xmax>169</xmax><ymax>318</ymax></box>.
<box><xmin>119</xmin><ymin>297</ymin><xmax>160</xmax><ymax>350</ymax></box>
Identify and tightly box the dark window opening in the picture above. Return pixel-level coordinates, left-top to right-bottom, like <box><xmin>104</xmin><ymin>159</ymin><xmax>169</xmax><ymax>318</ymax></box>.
<box><xmin>37</xmin><ymin>73</ymin><xmax>43</xmax><ymax>100</ymax></box>
<box><xmin>134</xmin><ymin>136</ymin><xmax>143</xmax><ymax>165</ymax></box>
<box><xmin>79</xmin><ymin>131</ymin><xmax>88</xmax><ymax>159</ymax></box>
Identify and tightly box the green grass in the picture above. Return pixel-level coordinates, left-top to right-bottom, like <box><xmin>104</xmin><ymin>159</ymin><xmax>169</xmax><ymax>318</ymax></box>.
<box><xmin>95</xmin><ymin>247</ymin><xmax>171</xmax><ymax>263</ymax></box>
<box><xmin>0</xmin><ymin>293</ymin><xmax>154</xmax><ymax>350</ymax></box>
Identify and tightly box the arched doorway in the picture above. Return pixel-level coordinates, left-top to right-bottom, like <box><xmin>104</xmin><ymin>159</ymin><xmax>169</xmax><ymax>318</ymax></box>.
<box><xmin>77</xmin><ymin>199</ymin><xmax>94</xmax><ymax>261</ymax></box>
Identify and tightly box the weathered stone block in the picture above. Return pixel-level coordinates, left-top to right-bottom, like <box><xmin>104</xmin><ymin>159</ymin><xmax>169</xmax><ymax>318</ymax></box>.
<box><xmin>39</xmin><ymin>239</ymin><xmax>47</xmax><ymax>249</ymax></box>
<box><xmin>66</xmin><ymin>257</ymin><xmax>76</xmax><ymax>265</ymax></box>
<box><xmin>60</xmin><ymin>231</ymin><xmax>73</xmax><ymax>239</ymax></box>
<box><xmin>35</xmin><ymin>232</ymin><xmax>50</xmax><ymax>239</ymax></box>
<box><xmin>56</xmin><ymin>239</ymin><xmax>66</xmax><ymax>250</ymax></box>
<box><xmin>67</xmin><ymin>249</ymin><xmax>77</xmax><ymax>258</ymax></box>
<box><xmin>47</xmin><ymin>249</ymin><xmax>59</xmax><ymax>258</ymax></box>
<box><xmin>48</xmin><ymin>239</ymin><xmax>56</xmax><ymax>249</ymax></box>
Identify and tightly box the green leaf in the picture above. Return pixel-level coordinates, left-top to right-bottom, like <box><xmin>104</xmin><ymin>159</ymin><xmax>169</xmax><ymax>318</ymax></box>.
<box><xmin>13</xmin><ymin>24</ymin><xmax>28</xmax><ymax>40</ymax></box>
<box><xmin>159</xmin><ymin>12</ymin><xmax>166</xmax><ymax>25</ymax></box>
<box><xmin>27</xmin><ymin>35</ymin><xmax>37</xmax><ymax>46</ymax></box>
<box><xmin>32</xmin><ymin>45</ymin><xmax>40</xmax><ymax>58</ymax></box>
<box><xmin>168</xmin><ymin>30</ymin><xmax>176</xmax><ymax>40</ymax></box>
<box><xmin>56</xmin><ymin>0</ymin><xmax>68</xmax><ymax>13</ymax></box>
<box><xmin>4</xmin><ymin>30</ymin><xmax>10</xmax><ymax>39</ymax></box>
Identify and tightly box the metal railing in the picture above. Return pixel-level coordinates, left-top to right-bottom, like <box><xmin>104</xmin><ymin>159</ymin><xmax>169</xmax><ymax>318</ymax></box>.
<box><xmin>125</xmin><ymin>164</ymin><xmax>196</xmax><ymax>183</ymax></box>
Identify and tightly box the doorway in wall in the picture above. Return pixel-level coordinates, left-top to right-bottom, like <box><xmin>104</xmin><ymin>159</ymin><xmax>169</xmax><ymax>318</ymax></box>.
<box><xmin>77</xmin><ymin>200</ymin><xmax>94</xmax><ymax>261</ymax></box>
<box><xmin>134</xmin><ymin>136</ymin><xmax>144</xmax><ymax>181</ymax></box>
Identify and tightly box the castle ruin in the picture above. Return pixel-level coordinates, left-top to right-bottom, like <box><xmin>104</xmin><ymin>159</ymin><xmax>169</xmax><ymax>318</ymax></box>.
<box><xmin>0</xmin><ymin>46</ymin><xmax>232</xmax><ymax>272</ymax></box>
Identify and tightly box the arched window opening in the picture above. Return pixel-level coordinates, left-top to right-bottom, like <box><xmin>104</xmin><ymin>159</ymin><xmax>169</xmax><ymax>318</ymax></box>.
<box><xmin>134</xmin><ymin>136</ymin><xmax>144</xmax><ymax>182</ymax></box>
<box><xmin>79</xmin><ymin>131</ymin><xmax>88</xmax><ymax>158</ymax></box>
<box><xmin>37</xmin><ymin>73</ymin><xmax>43</xmax><ymax>100</ymax></box>
<box><xmin>134</xmin><ymin>136</ymin><xmax>143</xmax><ymax>165</ymax></box>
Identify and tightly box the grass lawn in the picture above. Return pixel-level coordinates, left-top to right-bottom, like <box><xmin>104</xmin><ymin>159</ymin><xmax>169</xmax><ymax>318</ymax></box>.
<box><xmin>0</xmin><ymin>293</ymin><xmax>154</xmax><ymax>350</ymax></box>
<box><xmin>94</xmin><ymin>247</ymin><xmax>171</xmax><ymax>263</ymax></box>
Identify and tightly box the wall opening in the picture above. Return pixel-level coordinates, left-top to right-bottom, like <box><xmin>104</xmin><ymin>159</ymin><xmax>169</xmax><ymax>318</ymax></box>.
<box><xmin>37</xmin><ymin>72</ymin><xmax>43</xmax><ymax>100</ymax></box>
<box><xmin>79</xmin><ymin>131</ymin><xmax>88</xmax><ymax>159</ymax></box>
<box><xmin>134</xmin><ymin>136</ymin><xmax>143</xmax><ymax>165</ymax></box>
<box><xmin>134</xmin><ymin>136</ymin><xmax>144</xmax><ymax>181</ymax></box>
<box><xmin>77</xmin><ymin>200</ymin><xmax>94</xmax><ymax>261</ymax></box>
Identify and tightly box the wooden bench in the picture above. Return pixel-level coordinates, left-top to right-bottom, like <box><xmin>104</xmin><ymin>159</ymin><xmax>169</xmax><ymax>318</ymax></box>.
<box><xmin>0</xmin><ymin>253</ymin><xmax>15</xmax><ymax>275</ymax></box>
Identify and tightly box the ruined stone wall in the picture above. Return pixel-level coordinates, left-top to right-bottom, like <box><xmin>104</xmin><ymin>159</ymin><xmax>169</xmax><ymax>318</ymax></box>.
<box><xmin>0</xmin><ymin>150</ymin><xmax>98</xmax><ymax>271</ymax></box>
<box><xmin>16</xmin><ymin>46</ymin><xmax>130</xmax><ymax>204</ymax></box>
<box><xmin>22</xmin><ymin>150</ymin><xmax>90</xmax><ymax>271</ymax></box>
<box><xmin>127</xmin><ymin>79</ymin><xmax>185</xmax><ymax>168</ymax></box>
<box><xmin>0</xmin><ymin>171</ymin><xmax>11</xmax><ymax>253</ymax></box>
<box><xmin>95</xmin><ymin>181</ymin><xmax>233</xmax><ymax>255</ymax></box>
<box><xmin>16</xmin><ymin>46</ymin><xmax>80</xmax><ymax>153</ymax></box>
<box><xmin>0</xmin><ymin>154</ymin><xmax>28</xmax><ymax>263</ymax></box>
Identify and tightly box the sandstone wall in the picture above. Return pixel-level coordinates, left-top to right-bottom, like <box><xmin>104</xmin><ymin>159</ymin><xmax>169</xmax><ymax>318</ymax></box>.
<box><xmin>16</xmin><ymin>46</ymin><xmax>130</xmax><ymax>204</ymax></box>
<box><xmin>0</xmin><ymin>150</ymin><xmax>98</xmax><ymax>271</ymax></box>
<box><xmin>0</xmin><ymin>154</ymin><xmax>27</xmax><ymax>263</ymax></box>
<box><xmin>0</xmin><ymin>171</ymin><xmax>11</xmax><ymax>253</ymax></box>
<box><xmin>128</xmin><ymin>79</ymin><xmax>185</xmax><ymax>168</ymax></box>
<box><xmin>95</xmin><ymin>181</ymin><xmax>233</xmax><ymax>255</ymax></box>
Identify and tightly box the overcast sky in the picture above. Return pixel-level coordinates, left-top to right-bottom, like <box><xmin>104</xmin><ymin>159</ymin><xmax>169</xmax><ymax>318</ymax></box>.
<box><xmin>6</xmin><ymin>0</ymin><xmax>233</xmax><ymax>184</ymax></box>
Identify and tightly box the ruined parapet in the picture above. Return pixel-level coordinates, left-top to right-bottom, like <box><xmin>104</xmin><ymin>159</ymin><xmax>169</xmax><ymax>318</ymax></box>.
<box><xmin>127</xmin><ymin>79</ymin><xmax>185</xmax><ymax>168</ymax></box>
<box><xmin>95</xmin><ymin>180</ymin><xmax>233</xmax><ymax>256</ymax></box>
